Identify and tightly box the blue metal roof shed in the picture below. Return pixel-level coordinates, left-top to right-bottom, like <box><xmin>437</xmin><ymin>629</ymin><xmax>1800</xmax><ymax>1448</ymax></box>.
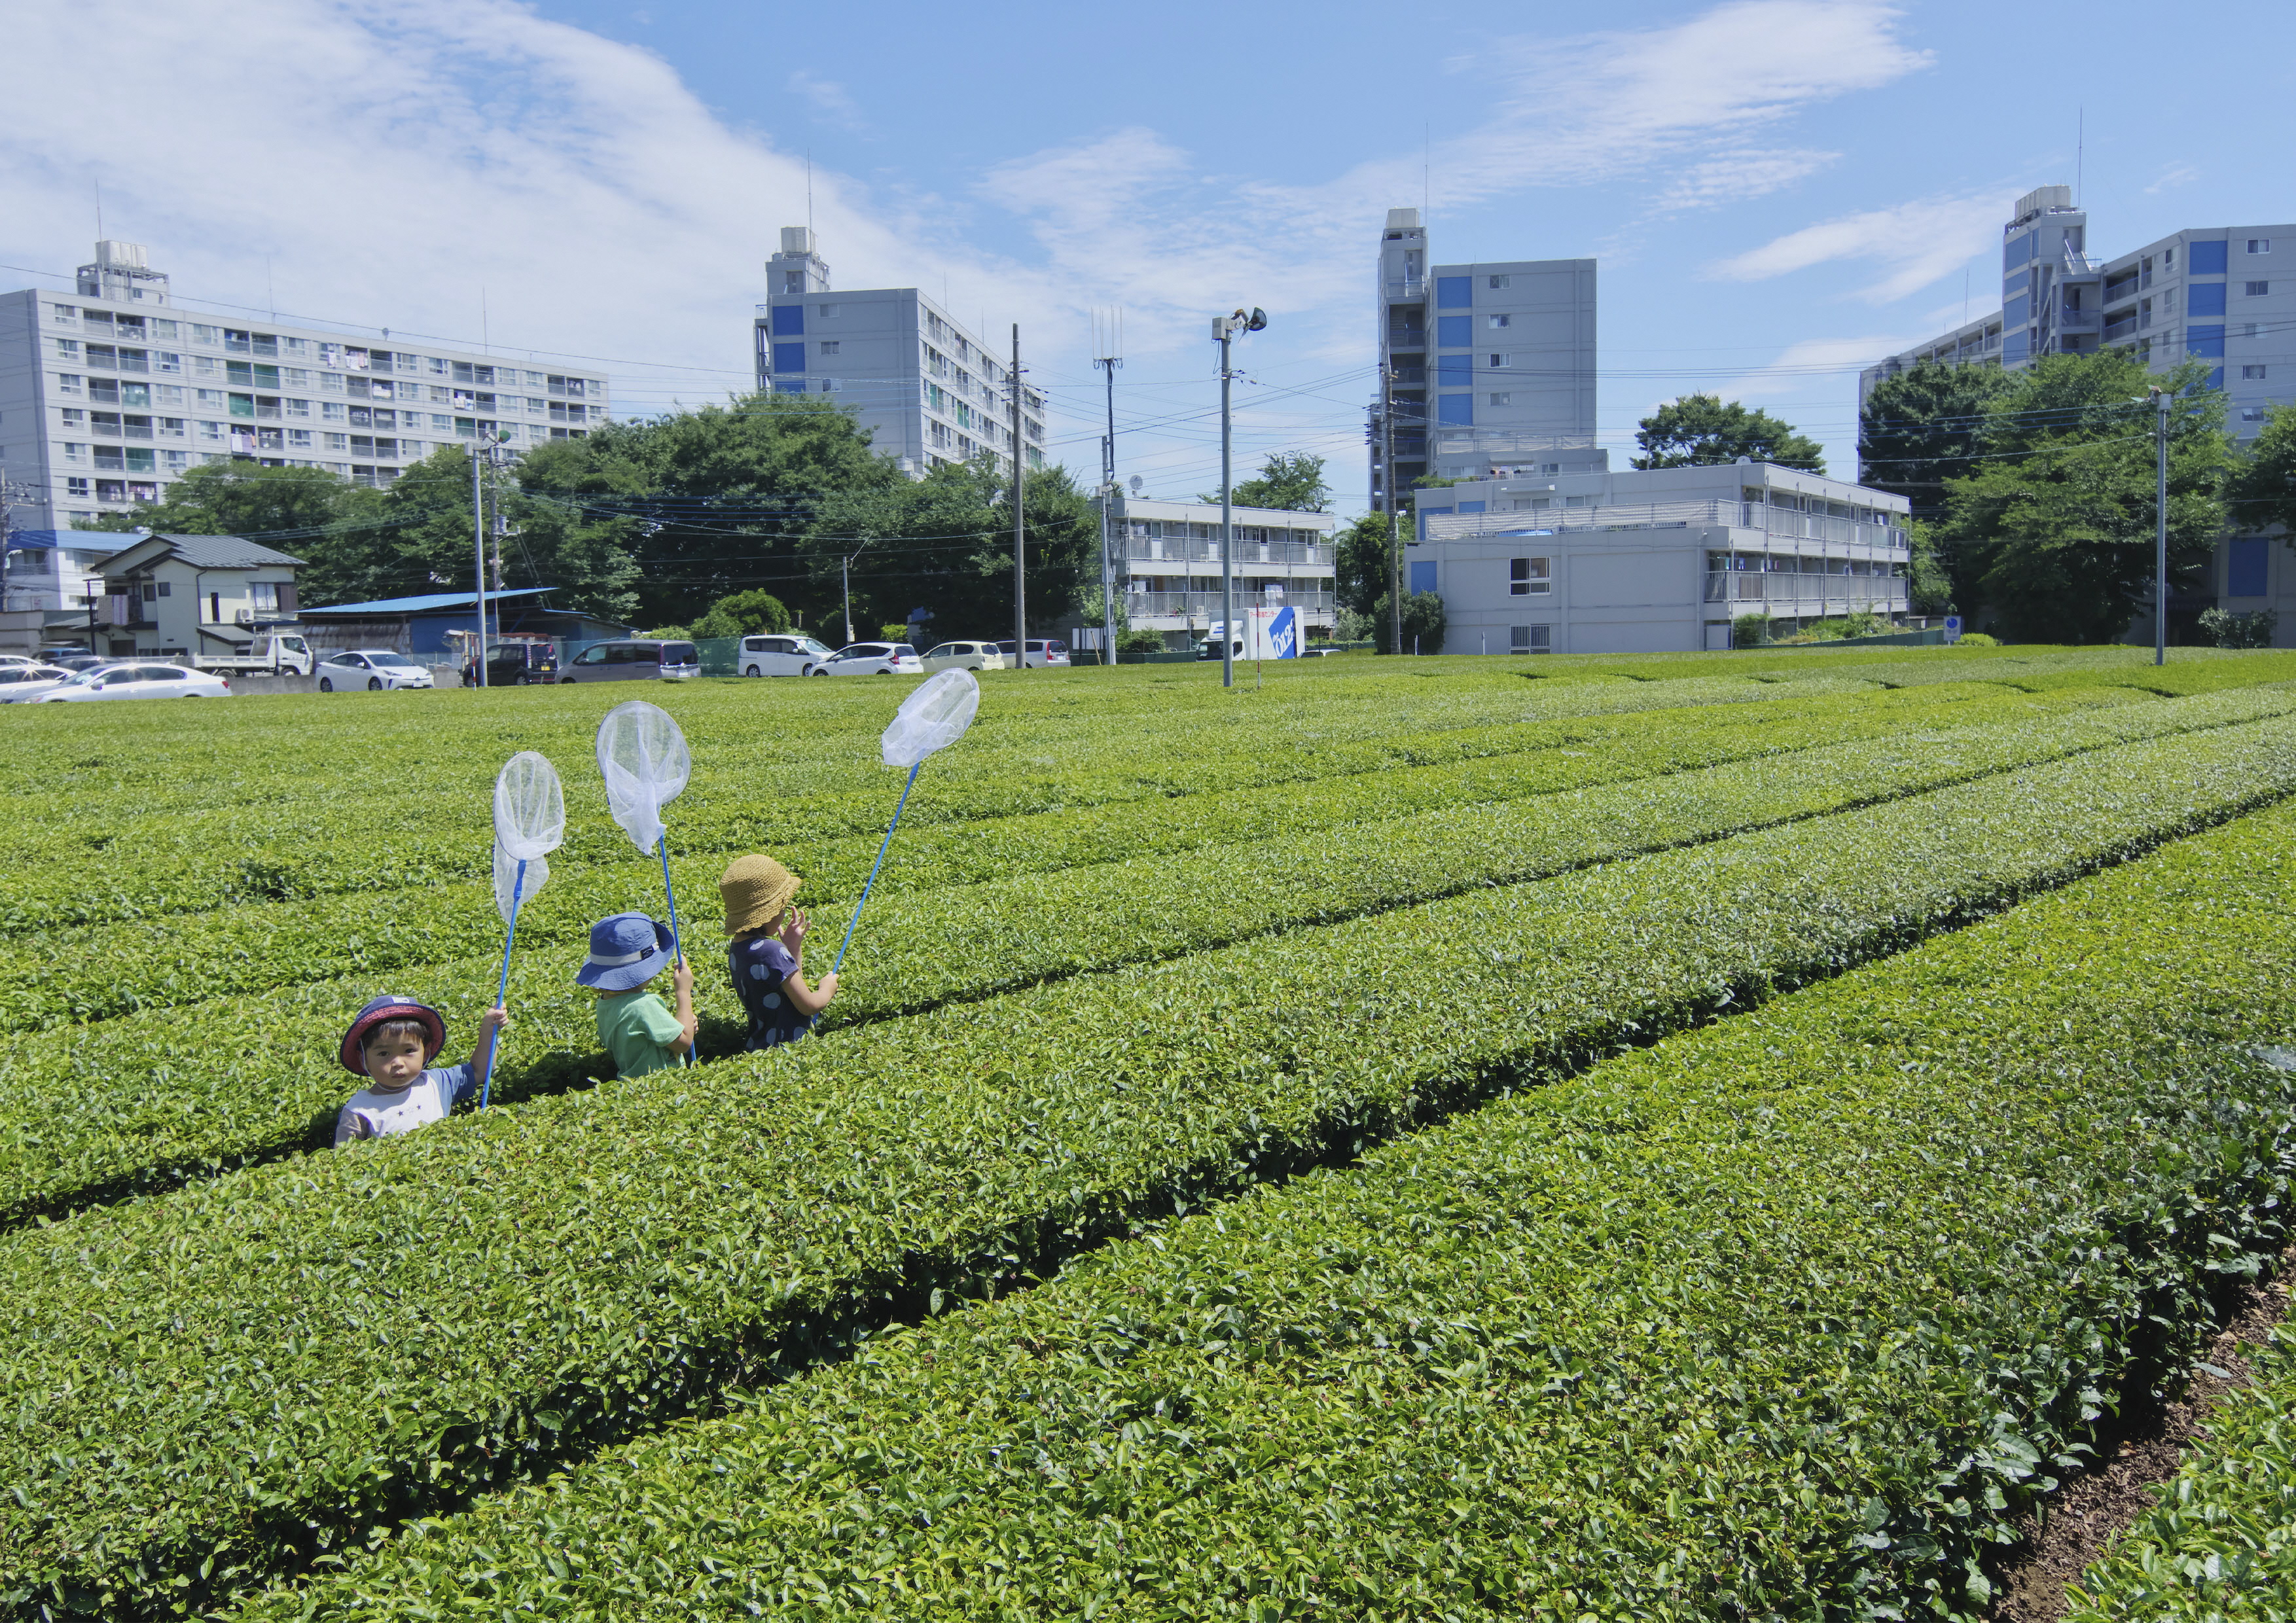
<box><xmin>296</xmin><ymin>588</ymin><xmax>630</xmax><ymax>656</ymax></box>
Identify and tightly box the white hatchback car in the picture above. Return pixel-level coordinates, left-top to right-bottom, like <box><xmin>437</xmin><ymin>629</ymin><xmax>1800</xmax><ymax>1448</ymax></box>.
<box><xmin>0</xmin><ymin>664</ymin><xmax>79</xmax><ymax>702</ymax></box>
<box><xmin>738</xmin><ymin>634</ymin><xmax>836</xmax><ymax>677</ymax></box>
<box><xmin>29</xmin><ymin>662</ymin><xmax>232</xmax><ymax>702</ymax></box>
<box><xmin>317</xmin><ymin>650</ymin><xmax>436</xmax><ymax>692</ymax></box>
<box><xmin>920</xmin><ymin>640</ymin><xmax>1009</xmax><ymax>673</ymax></box>
<box><xmin>821</xmin><ymin>642</ymin><xmax>924</xmax><ymax>676</ymax></box>
<box><xmin>992</xmin><ymin>638</ymin><xmax>1071</xmax><ymax>669</ymax></box>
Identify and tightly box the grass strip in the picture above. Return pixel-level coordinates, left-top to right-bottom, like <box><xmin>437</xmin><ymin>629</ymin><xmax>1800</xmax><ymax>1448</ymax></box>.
<box><xmin>0</xmin><ymin>683</ymin><xmax>2250</xmax><ymax>1226</ymax></box>
<box><xmin>6</xmin><ymin>721</ymin><xmax>2296</xmax><ymax>1617</ymax></box>
<box><xmin>2064</xmin><ymin>1317</ymin><xmax>2296</xmax><ymax>1620</ymax></box>
<box><xmin>0</xmin><ymin>679</ymin><xmax>2147</xmax><ymax>1031</ymax></box>
<box><xmin>215</xmin><ymin>801</ymin><xmax>2296</xmax><ymax>1622</ymax></box>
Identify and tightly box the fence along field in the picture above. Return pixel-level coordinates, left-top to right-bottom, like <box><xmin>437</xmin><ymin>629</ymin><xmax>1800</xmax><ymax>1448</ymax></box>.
<box><xmin>3</xmin><ymin>648</ymin><xmax>2296</xmax><ymax>1620</ymax></box>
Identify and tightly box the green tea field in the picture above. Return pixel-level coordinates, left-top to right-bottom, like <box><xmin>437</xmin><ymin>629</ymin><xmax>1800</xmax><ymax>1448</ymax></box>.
<box><xmin>8</xmin><ymin>644</ymin><xmax>2296</xmax><ymax>1620</ymax></box>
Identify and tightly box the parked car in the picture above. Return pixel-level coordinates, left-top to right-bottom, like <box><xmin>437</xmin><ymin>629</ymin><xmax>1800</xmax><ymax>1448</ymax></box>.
<box><xmin>0</xmin><ymin>664</ymin><xmax>79</xmax><ymax>702</ymax></box>
<box><xmin>920</xmin><ymin>640</ymin><xmax>1008</xmax><ymax>673</ymax></box>
<box><xmin>1196</xmin><ymin>637</ymin><xmax>1246</xmax><ymax>661</ymax></box>
<box><xmin>317</xmin><ymin>650</ymin><xmax>436</xmax><ymax>692</ymax></box>
<box><xmin>0</xmin><ymin>654</ymin><xmax>43</xmax><ymax>670</ymax></box>
<box><xmin>992</xmin><ymin>638</ymin><xmax>1071</xmax><ymax>669</ymax></box>
<box><xmin>48</xmin><ymin>654</ymin><xmax>107</xmax><ymax>673</ymax></box>
<box><xmin>737</xmin><ymin>633</ymin><xmax>835</xmax><ymax>677</ymax></box>
<box><xmin>821</xmin><ymin>642</ymin><xmax>924</xmax><ymax>676</ymax></box>
<box><xmin>559</xmin><ymin>639</ymin><xmax>700</xmax><ymax>683</ymax></box>
<box><xmin>27</xmin><ymin>662</ymin><xmax>231</xmax><ymax>702</ymax></box>
<box><xmin>461</xmin><ymin>639</ymin><xmax>560</xmax><ymax>687</ymax></box>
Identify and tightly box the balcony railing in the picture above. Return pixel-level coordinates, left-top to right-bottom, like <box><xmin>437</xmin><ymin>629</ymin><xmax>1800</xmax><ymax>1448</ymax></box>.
<box><xmin>2058</xmin><ymin>308</ymin><xmax>2100</xmax><ymax>330</ymax></box>
<box><xmin>1425</xmin><ymin>498</ymin><xmax>1911</xmax><ymax>553</ymax></box>
<box><xmin>2104</xmin><ymin>315</ymin><xmax>2140</xmax><ymax>341</ymax></box>
<box><xmin>1705</xmin><ymin>574</ymin><xmax>1910</xmax><ymax>608</ymax></box>
<box><xmin>1384</xmin><ymin>277</ymin><xmax>1425</xmax><ymax>299</ymax></box>
<box><xmin>1125</xmin><ymin>590</ymin><xmax>1338</xmax><ymax>620</ymax></box>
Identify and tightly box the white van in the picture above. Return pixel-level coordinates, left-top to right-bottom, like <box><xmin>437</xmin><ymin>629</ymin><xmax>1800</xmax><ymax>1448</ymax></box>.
<box><xmin>738</xmin><ymin>634</ymin><xmax>835</xmax><ymax>677</ymax></box>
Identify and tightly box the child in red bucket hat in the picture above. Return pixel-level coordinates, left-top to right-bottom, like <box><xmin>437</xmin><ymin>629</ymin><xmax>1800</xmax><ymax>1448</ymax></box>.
<box><xmin>334</xmin><ymin>993</ymin><xmax>508</xmax><ymax>1145</ymax></box>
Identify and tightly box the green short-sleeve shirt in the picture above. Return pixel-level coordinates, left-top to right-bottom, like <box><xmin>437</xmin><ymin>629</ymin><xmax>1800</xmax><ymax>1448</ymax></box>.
<box><xmin>597</xmin><ymin>990</ymin><xmax>685</xmax><ymax>1079</ymax></box>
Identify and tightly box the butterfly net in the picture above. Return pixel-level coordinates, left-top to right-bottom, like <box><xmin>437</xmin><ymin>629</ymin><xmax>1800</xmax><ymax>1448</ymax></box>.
<box><xmin>881</xmin><ymin>668</ymin><xmax>981</xmax><ymax>768</ymax></box>
<box><xmin>493</xmin><ymin>750</ymin><xmax>566</xmax><ymax>863</ymax></box>
<box><xmin>493</xmin><ymin>842</ymin><xmax>550</xmax><ymax>927</ymax></box>
<box><xmin>596</xmin><ymin>700</ymin><xmax>691</xmax><ymax>856</ymax></box>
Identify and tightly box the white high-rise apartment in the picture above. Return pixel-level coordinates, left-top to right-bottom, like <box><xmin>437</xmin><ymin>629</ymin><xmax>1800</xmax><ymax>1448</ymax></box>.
<box><xmin>1861</xmin><ymin>187</ymin><xmax>2293</xmax><ymax>444</ymax></box>
<box><xmin>0</xmin><ymin>241</ymin><xmax>611</xmax><ymax>611</ymax></box>
<box><xmin>1859</xmin><ymin>187</ymin><xmax>2296</xmax><ymax>642</ymax></box>
<box><xmin>752</xmin><ymin>228</ymin><xmax>1046</xmax><ymax>477</ymax></box>
<box><xmin>1370</xmin><ymin>208</ymin><xmax>1602</xmax><ymax>514</ymax></box>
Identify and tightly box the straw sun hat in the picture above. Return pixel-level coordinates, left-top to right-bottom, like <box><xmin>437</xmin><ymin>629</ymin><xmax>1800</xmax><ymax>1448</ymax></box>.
<box><xmin>721</xmin><ymin>855</ymin><xmax>802</xmax><ymax>936</ymax></box>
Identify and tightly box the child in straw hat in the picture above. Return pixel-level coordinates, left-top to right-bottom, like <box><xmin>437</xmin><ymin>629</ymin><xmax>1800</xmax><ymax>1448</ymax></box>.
<box><xmin>721</xmin><ymin>855</ymin><xmax>838</xmax><ymax>1051</ymax></box>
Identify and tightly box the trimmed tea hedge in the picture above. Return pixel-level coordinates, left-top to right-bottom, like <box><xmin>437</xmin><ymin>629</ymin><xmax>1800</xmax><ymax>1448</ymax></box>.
<box><xmin>0</xmin><ymin>686</ymin><xmax>2276</xmax><ymax>1225</ymax></box>
<box><xmin>6</xmin><ymin>718</ymin><xmax>2296</xmax><ymax>1618</ymax></box>
<box><xmin>217</xmin><ymin>801</ymin><xmax>2296</xmax><ymax>1623</ymax></box>
<box><xmin>2064</xmin><ymin>1320</ymin><xmax>2296</xmax><ymax>1620</ymax></box>
<box><xmin>0</xmin><ymin>678</ymin><xmax>2163</xmax><ymax>1033</ymax></box>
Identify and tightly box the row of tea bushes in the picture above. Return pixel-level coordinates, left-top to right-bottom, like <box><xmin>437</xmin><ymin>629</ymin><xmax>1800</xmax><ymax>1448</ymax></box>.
<box><xmin>0</xmin><ymin>679</ymin><xmax>2172</xmax><ymax>1032</ymax></box>
<box><xmin>215</xmin><ymin>804</ymin><xmax>2296</xmax><ymax>1622</ymax></box>
<box><xmin>7</xmin><ymin>719</ymin><xmax>2296</xmax><ymax>1616</ymax></box>
<box><xmin>0</xmin><ymin>690</ymin><xmax>2271</xmax><ymax>1224</ymax></box>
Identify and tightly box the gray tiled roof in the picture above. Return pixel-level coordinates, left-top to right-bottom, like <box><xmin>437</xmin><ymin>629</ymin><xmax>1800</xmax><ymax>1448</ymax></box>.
<box><xmin>151</xmin><ymin>534</ymin><xmax>307</xmax><ymax>568</ymax></box>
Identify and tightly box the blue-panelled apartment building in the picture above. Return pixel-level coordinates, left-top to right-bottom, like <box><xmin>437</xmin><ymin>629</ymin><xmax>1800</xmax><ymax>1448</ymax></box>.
<box><xmin>751</xmin><ymin>228</ymin><xmax>1044</xmax><ymax>478</ymax></box>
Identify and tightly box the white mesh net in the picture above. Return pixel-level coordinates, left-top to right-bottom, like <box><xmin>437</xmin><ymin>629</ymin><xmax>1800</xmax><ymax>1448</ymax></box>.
<box><xmin>492</xmin><ymin>751</ymin><xmax>566</xmax><ymax>862</ymax></box>
<box><xmin>881</xmin><ymin>668</ymin><xmax>981</xmax><ymax>768</ymax></box>
<box><xmin>596</xmin><ymin>700</ymin><xmax>692</xmax><ymax>856</ymax></box>
<box><xmin>493</xmin><ymin>840</ymin><xmax>548</xmax><ymax>927</ymax></box>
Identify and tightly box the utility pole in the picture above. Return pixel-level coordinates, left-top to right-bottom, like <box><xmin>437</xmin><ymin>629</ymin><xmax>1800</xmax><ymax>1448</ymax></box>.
<box><xmin>2151</xmin><ymin>385</ymin><xmax>2170</xmax><ymax>667</ymax></box>
<box><xmin>471</xmin><ymin>439</ymin><xmax>489</xmax><ymax>687</ymax></box>
<box><xmin>1382</xmin><ymin>368</ymin><xmax>1402</xmax><ymax>656</ymax></box>
<box><xmin>1094</xmin><ymin>317</ymin><xmax>1122</xmax><ymax>668</ymax></box>
<box><xmin>1210</xmin><ymin>308</ymin><xmax>1266</xmax><ymax>689</ymax></box>
<box><xmin>1011</xmin><ymin>324</ymin><xmax>1027</xmax><ymax>666</ymax></box>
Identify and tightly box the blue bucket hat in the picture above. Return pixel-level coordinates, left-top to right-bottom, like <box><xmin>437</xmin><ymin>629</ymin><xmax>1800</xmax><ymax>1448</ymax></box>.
<box><xmin>577</xmin><ymin>912</ymin><xmax>676</xmax><ymax>992</ymax></box>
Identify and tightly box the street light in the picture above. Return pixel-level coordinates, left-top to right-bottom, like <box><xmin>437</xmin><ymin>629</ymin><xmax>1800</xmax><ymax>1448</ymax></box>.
<box><xmin>842</xmin><ymin>533</ymin><xmax>876</xmax><ymax>645</ymax></box>
<box><xmin>1211</xmin><ymin>306</ymin><xmax>1266</xmax><ymax>690</ymax></box>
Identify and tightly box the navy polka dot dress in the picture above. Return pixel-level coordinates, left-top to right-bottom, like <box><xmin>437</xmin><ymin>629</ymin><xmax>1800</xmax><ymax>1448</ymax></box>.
<box><xmin>728</xmin><ymin>935</ymin><xmax>813</xmax><ymax>1050</ymax></box>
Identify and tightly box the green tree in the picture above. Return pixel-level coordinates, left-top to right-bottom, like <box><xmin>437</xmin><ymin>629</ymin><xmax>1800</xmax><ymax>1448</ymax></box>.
<box><xmin>797</xmin><ymin>457</ymin><xmax>1098</xmax><ymax>642</ymax></box>
<box><xmin>1333</xmin><ymin>511</ymin><xmax>1394</xmax><ymax>616</ymax></box>
<box><xmin>1370</xmin><ymin>589</ymin><xmax>1444</xmax><ymax>654</ymax></box>
<box><xmin>511</xmin><ymin>393</ymin><xmax>901</xmax><ymax>630</ymax></box>
<box><xmin>82</xmin><ymin>461</ymin><xmax>353</xmax><ymax>540</ymax></box>
<box><xmin>1935</xmin><ymin>353</ymin><xmax>2231</xmax><ymax>643</ymax></box>
<box><xmin>1632</xmin><ymin>393</ymin><xmax>1825</xmax><ymax>472</ymax></box>
<box><xmin>690</xmin><ymin>588</ymin><xmax>791</xmax><ymax>640</ymax></box>
<box><xmin>1905</xmin><ymin>520</ymin><xmax>1954</xmax><ymax>616</ymax></box>
<box><xmin>2228</xmin><ymin>402</ymin><xmax>2296</xmax><ymax>541</ymax></box>
<box><xmin>1857</xmin><ymin>360</ymin><xmax>2018</xmax><ymax>524</ymax></box>
<box><xmin>1200</xmin><ymin>452</ymin><xmax>1330</xmax><ymax>512</ymax></box>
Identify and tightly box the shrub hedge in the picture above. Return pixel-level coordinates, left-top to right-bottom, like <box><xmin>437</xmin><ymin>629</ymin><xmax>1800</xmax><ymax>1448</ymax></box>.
<box><xmin>2064</xmin><ymin>1318</ymin><xmax>2296</xmax><ymax>1620</ymax></box>
<box><xmin>6</xmin><ymin>717</ymin><xmax>2296</xmax><ymax>1617</ymax></box>
<box><xmin>0</xmin><ymin>686</ymin><xmax>2274</xmax><ymax>1226</ymax></box>
<box><xmin>215</xmin><ymin>801</ymin><xmax>2296</xmax><ymax>1622</ymax></box>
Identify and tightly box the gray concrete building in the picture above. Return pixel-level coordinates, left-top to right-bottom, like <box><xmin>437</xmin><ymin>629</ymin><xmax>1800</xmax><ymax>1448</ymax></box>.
<box><xmin>752</xmin><ymin>228</ymin><xmax>1045</xmax><ymax>478</ymax></box>
<box><xmin>1370</xmin><ymin>207</ymin><xmax>1600</xmax><ymax>514</ymax></box>
<box><xmin>0</xmin><ymin>240</ymin><xmax>610</xmax><ymax>611</ymax></box>
<box><xmin>1415</xmin><ymin>461</ymin><xmax>1912</xmax><ymax>655</ymax></box>
<box><xmin>1089</xmin><ymin>494</ymin><xmax>1337</xmax><ymax>649</ymax></box>
<box><xmin>1859</xmin><ymin>187</ymin><xmax>2296</xmax><ymax>642</ymax></box>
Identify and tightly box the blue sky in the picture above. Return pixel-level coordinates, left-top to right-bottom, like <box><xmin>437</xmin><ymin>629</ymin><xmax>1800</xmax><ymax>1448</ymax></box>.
<box><xmin>6</xmin><ymin>1</ymin><xmax>2292</xmax><ymax>510</ymax></box>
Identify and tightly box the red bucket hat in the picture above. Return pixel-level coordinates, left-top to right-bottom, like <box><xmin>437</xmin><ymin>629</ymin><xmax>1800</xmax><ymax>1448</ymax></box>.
<box><xmin>339</xmin><ymin>995</ymin><xmax>448</xmax><ymax>1075</ymax></box>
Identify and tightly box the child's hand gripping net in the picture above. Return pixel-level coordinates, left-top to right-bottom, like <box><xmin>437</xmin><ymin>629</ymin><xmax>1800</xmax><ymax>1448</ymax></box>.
<box><xmin>596</xmin><ymin>701</ymin><xmax>691</xmax><ymax>857</ymax></box>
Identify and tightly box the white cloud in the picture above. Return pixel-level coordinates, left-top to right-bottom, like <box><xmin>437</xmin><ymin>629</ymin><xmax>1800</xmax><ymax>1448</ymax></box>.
<box><xmin>1655</xmin><ymin>149</ymin><xmax>1842</xmax><ymax>212</ymax></box>
<box><xmin>785</xmin><ymin>70</ymin><xmax>865</xmax><ymax>132</ymax></box>
<box><xmin>2145</xmin><ymin>163</ymin><xmax>2200</xmax><ymax>196</ymax></box>
<box><xmin>1707</xmin><ymin>192</ymin><xmax>2011</xmax><ymax>302</ymax></box>
<box><xmin>0</xmin><ymin>0</ymin><xmax>1041</xmax><ymax>416</ymax></box>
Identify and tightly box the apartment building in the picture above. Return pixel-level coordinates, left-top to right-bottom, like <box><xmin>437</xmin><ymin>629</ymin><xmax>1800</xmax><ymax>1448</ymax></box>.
<box><xmin>1860</xmin><ymin>187</ymin><xmax>2296</xmax><ymax>641</ymax></box>
<box><xmin>0</xmin><ymin>241</ymin><xmax>611</xmax><ymax>609</ymax></box>
<box><xmin>1861</xmin><ymin>187</ymin><xmax>2293</xmax><ymax>442</ymax></box>
<box><xmin>752</xmin><ymin>228</ymin><xmax>1045</xmax><ymax>477</ymax></box>
<box><xmin>1369</xmin><ymin>207</ymin><xmax>1601</xmax><ymax>513</ymax></box>
<box><xmin>1414</xmin><ymin>461</ymin><xmax>1912</xmax><ymax>655</ymax></box>
<box><xmin>1092</xmin><ymin>494</ymin><xmax>1338</xmax><ymax>649</ymax></box>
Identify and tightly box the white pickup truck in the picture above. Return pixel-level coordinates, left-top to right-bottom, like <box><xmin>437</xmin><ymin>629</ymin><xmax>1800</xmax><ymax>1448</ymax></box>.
<box><xmin>195</xmin><ymin>632</ymin><xmax>315</xmax><ymax>677</ymax></box>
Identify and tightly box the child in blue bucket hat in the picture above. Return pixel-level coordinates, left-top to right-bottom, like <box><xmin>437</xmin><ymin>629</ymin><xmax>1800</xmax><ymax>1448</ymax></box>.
<box><xmin>579</xmin><ymin>911</ymin><xmax>696</xmax><ymax>1079</ymax></box>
